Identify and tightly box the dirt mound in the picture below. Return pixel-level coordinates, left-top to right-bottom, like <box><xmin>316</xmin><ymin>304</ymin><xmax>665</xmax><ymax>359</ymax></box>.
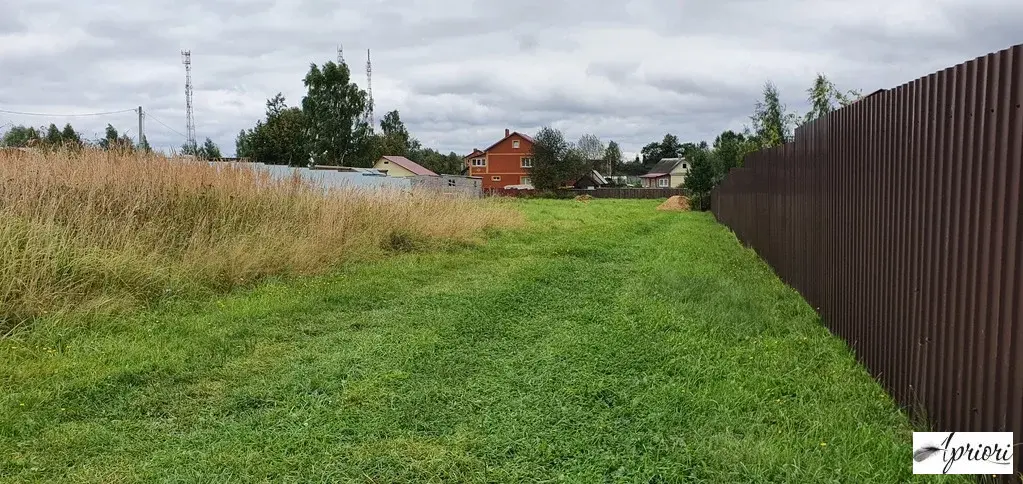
<box><xmin>574</xmin><ymin>194</ymin><xmax>593</xmax><ymax>202</ymax></box>
<box><xmin>656</xmin><ymin>195</ymin><xmax>690</xmax><ymax>212</ymax></box>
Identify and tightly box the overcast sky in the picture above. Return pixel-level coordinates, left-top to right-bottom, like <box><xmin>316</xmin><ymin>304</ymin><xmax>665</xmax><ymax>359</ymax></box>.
<box><xmin>1</xmin><ymin>0</ymin><xmax>1021</xmax><ymax>158</ymax></box>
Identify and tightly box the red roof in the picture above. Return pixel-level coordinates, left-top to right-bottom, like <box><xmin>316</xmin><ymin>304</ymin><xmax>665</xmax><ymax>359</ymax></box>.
<box><xmin>379</xmin><ymin>155</ymin><xmax>437</xmax><ymax>176</ymax></box>
<box><xmin>639</xmin><ymin>173</ymin><xmax>669</xmax><ymax>178</ymax></box>
<box><xmin>464</xmin><ymin>149</ymin><xmax>485</xmax><ymax>159</ymax></box>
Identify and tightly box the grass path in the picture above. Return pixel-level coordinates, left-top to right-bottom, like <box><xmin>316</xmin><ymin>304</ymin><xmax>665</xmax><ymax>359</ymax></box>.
<box><xmin>1</xmin><ymin>200</ymin><xmax>958</xmax><ymax>482</ymax></box>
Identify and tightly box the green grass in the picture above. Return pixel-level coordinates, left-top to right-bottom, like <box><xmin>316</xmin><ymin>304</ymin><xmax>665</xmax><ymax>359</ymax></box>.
<box><xmin>1</xmin><ymin>199</ymin><xmax>965</xmax><ymax>483</ymax></box>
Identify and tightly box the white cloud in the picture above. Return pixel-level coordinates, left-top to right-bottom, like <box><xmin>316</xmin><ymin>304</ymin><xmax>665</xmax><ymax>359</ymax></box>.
<box><xmin>0</xmin><ymin>0</ymin><xmax>1020</xmax><ymax>156</ymax></box>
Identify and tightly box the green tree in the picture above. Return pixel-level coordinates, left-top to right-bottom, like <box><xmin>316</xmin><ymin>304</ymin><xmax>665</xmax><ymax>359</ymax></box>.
<box><xmin>804</xmin><ymin>73</ymin><xmax>863</xmax><ymax>123</ymax></box>
<box><xmin>602</xmin><ymin>140</ymin><xmax>622</xmax><ymax>175</ymax></box>
<box><xmin>236</xmin><ymin>129</ymin><xmax>253</xmax><ymax>158</ymax></box>
<box><xmin>576</xmin><ymin>133</ymin><xmax>605</xmax><ymax>162</ymax></box>
<box><xmin>100</xmin><ymin>124</ymin><xmax>134</xmax><ymax>151</ymax></box>
<box><xmin>679</xmin><ymin>141</ymin><xmax>709</xmax><ymax>159</ymax></box>
<box><xmin>530</xmin><ymin>126</ymin><xmax>587</xmax><ymax>191</ymax></box>
<box><xmin>378</xmin><ymin>110</ymin><xmax>421</xmax><ymax>158</ymax></box>
<box><xmin>640</xmin><ymin>141</ymin><xmax>661</xmax><ymax>165</ymax></box>
<box><xmin>640</xmin><ymin>134</ymin><xmax>682</xmax><ymax>166</ymax></box>
<box><xmin>659</xmin><ymin>134</ymin><xmax>682</xmax><ymax>159</ymax></box>
<box><xmin>238</xmin><ymin>94</ymin><xmax>309</xmax><ymax>165</ymax></box>
<box><xmin>101</xmin><ymin>124</ymin><xmax>119</xmax><ymax>149</ymax></box>
<box><xmin>710</xmin><ymin>130</ymin><xmax>751</xmax><ymax>177</ymax></box>
<box><xmin>410</xmin><ymin>147</ymin><xmax>463</xmax><ymax>175</ymax></box>
<box><xmin>682</xmin><ymin>145</ymin><xmax>717</xmax><ymax>211</ymax></box>
<box><xmin>356</xmin><ymin>133</ymin><xmax>385</xmax><ymax>167</ymax></box>
<box><xmin>266</xmin><ymin>107</ymin><xmax>308</xmax><ymax>166</ymax></box>
<box><xmin>43</xmin><ymin>124</ymin><xmax>62</xmax><ymax>147</ymax></box>
<box><xmin>198</xmin><ymin>137</ymin><xmax>221</xmax><ymax>159</ymax></box>
<box><xmin>301</xmin><ymin>61</ymin><xmax>370</xmax><ymax>166</ymax></box>
<box><xmin>60</xmin><ymin>124</ymin><xmax>83</xmax><ymax>149</ymax></box>
<box><xmin>748</xmin><ymin>81</ymin><xmax>798</xmax><ymax>149</ymax></box>
<box><xmin>2</xmin><ymin>125</ymin><xmax>40</xmax><ymax>147</ymax></box>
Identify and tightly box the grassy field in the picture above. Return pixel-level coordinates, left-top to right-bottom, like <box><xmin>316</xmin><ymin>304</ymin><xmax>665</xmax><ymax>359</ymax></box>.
<box><xmin>0</xmin><ymin>148</ymin><xmax>515</xmax><ymax>333</ymax></box>
<box><xmin>1</xmin><ymin>199</ymin><xmax>961</xmax><ymax>482</ymax></box>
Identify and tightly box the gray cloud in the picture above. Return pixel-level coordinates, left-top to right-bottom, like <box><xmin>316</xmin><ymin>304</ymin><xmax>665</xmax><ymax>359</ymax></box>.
<box><xmin>1</xmin><ymin>0</ymin><xmax>1021</xmax><ymax>158</ymax></box>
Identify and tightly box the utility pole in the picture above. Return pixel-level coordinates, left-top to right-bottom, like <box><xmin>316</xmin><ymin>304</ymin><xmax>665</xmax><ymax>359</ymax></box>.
<box><xmin>137</xmin><ymin>106</ymin><xmax>144</xmax><ymax>147</ymax></box>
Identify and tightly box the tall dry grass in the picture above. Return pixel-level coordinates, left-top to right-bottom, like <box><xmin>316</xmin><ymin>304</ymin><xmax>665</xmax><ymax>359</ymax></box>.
<box><xmin>0</xmin><ymin>148</ymin><xmax>519</xmax><ymax>334</ymax></box>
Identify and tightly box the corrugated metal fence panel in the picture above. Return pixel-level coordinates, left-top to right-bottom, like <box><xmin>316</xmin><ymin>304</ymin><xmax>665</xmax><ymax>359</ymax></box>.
<box><xmin>711</xmin><ymin>44</ymin><xmax>1023</xmax><ymax>482</ymax></box>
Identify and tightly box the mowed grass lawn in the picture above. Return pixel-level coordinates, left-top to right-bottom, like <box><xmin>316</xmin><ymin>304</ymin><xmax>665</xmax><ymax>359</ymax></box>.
<box><xmin>1</xmin><ymin>199</ymin><xmax>956</xmax><ymax>483</ymax></box>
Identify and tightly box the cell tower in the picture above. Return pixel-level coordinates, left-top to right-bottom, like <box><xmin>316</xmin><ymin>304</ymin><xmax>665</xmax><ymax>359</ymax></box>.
<box><xmin>337</xmin><ymin>43</ymin><xmax>344</xmax><ymax>65</ymax></box>
<box><xmin>366</xmin><ymin>48</ymin><xmax>374</xmax><ymax>130</ymax></box>
<box><xmin>181</xmin><ymin>50</ymin><xmax>196</xmax><ymax>150</ymax></box>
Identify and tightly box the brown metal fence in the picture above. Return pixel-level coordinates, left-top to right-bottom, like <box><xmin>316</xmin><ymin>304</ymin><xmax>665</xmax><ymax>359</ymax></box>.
<box><xmin>712</xmin><ymin>44</ymin><xmax>1022</xmax><ymax>479</ymax></box>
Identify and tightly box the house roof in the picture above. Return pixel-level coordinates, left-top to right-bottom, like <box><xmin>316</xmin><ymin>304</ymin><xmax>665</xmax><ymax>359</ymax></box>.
<box><xmin>586</xmin><ymin>170</ymin><xmax>608</xmax><ymax>185</ymax></box>
<box><xmin>566</xmin><ymin>170</ymin><xmax>609</xmax><ymax>186</ymax></box>
<box><xmin>482</xmin><ymin>131</ymin><xmax>533</xmax><ymax>152</ymax></box>
<box><xmin>641</xmin><ymin>157</ymin><xmax>684</xmax><ymax>178</ymax></box>
<box><xmin>464</xmin><ymin>149</ymin><xmax>485</xmax><ymax>159</ymax></box>
<box><xmin>379</xmin><ymin>155</ymin><xmax>437</xmax><ymax>176</ymax></box>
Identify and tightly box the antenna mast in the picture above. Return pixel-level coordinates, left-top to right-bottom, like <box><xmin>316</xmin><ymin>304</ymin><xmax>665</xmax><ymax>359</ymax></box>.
<box><xmin>337</xmin><ymin>43</ymin><xmax>344</xmax><ymax>65</ymax></box>
<box><xmin>181</xmin><ymin>50</ymin><xmax>196</xmax><ymax>150</ymax></box>
<box><xmin>366</xmin><ymin>48</ymin><xmax>374</xmax><ymax>130</ymax></box>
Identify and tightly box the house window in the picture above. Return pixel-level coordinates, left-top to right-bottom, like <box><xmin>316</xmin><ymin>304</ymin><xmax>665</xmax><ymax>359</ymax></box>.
<box><xmin>513</xmin><ymin>140</ymin><xmax>520</xmax><ymax>149</ymax></box>
<box><xmin>492</xmin><ymin>176</ymin><xmax>501</xmax><ymax>182</ymax></box>
<box><xmin>657</xmin><ymin>178</ymin><xmax>669</xmax><ymax>187</ymax></box>
<box><xmin>682</xmin><ymin>163</ymin><xmax>687</xmax><ymax>169</ymax></box>
<box><xmin>521</xmin><ymin>157</ymin><xmax>533</xmax><ymax>168</ymax></box>
<box><xmin>521</xmin><ymin>176</ymin><xmax>531</xmax><ymax>185</ymax></box>
<box><xmin>447</xmin><ymin>179</ymin><xmax>456</xmax><ymax>187</ymax></box>
<box><xmin>472</xmin><ymin>157</ymin><xmax>485</xmax><ymax>167</ymax></box>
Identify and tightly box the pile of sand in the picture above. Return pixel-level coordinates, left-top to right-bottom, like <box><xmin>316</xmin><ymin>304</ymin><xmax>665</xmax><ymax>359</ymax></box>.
<box><xmin>656</xmin><ymin>195</ymin><xmax>690</xmax><ymax>211</ymax></box>
<box><xmin>574</xmin><ymin>194</ymin><xmax>594</xmax><ymax>202</ymax></box>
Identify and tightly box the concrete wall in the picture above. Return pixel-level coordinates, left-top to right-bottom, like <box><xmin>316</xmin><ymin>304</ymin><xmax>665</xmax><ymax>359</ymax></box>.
<box><xmin>205</xmin><ymin>161</ymin><xmax>481</xmax><ymax>197</ymax></box>
<box><xmin>207</xmin><ymin>161</ymin><xmax>412</xmax><ymax>191</ymax></box>
<box><xmin>409</xmin><ymin>175</ymin><xmax>483</xmax><ymax>198</ymax></box>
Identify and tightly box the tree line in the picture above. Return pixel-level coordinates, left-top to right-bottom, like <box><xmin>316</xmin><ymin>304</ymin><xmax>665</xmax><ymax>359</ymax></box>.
<box><xmin>234</xmin><ymin>60</ymin><xmax>465</xmax><ymax>175</ymax></box>
<box><xmin>1</xmin><ymin>122</ymin><xmax>224</xmax><ymax>159</ymax></box>
<box><xmin>1</xmin><ymin>123</ymin><xmax>136</xmax><ymax>151</ymax></box>
<box><xmin>528</xmin><ymin>73</ymin><xmax>860</xmax><ymax>208</ymax></box>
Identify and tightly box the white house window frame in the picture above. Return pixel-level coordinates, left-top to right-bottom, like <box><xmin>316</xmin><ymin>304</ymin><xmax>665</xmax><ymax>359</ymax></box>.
<box><xmin>520</xmin><ymin>157</ymin><xmax>533</xmax><ymax>168</ymax></box>
<box><xmin>512</xmin><ymin>140</ymin><xmax>520</xmax><ymax>149</ymax></box>
<box><xmin>492</xmin><ymin>175</ymin><xmax>501</xmax><ymax>182</ymax></box>
<box><xmin>657</xmin><ymin>177</ymin><xmax>669</xmax><ymax>188</ymax></box>
<box><xmin>471</xmin><ymin>157</ymin><xmax>486</xmax><ymax>167</ymax></box>
<box><xmin>521</xmin><ymin>176</ymin><xmax>531</xmax><ymax>185</ymax></box>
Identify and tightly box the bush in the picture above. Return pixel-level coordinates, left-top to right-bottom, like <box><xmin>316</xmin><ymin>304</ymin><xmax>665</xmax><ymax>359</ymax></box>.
<box><xmin>688</xmin><ymin>192</ymin><xmax>712</xmax><ymax>211</ymax></box>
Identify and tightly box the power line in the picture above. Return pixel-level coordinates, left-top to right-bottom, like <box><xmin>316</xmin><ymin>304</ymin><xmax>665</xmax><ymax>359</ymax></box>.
<box><xmin>144</xmin><ymin>111</ymin><xmax>188</xmax><ymax>140</ymax></box>
<box><xmin>0</xmin><ymin>107</ymin><xmax>137</xmax><ymax>117</ymax></box>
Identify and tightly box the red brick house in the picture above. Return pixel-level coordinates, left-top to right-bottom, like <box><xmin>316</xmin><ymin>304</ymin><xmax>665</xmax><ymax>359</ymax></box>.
<box><xmin>464</xmin><ymin>129</ymin><xmax>534</xmax><ymax>190</ymax></box>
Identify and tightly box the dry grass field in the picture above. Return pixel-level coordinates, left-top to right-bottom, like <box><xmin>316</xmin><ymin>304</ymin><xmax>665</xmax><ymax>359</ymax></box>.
<box><xmin>0</xmin><ymin>148</ymin><xmax>518</xmax><ymax>334</ymax></box>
